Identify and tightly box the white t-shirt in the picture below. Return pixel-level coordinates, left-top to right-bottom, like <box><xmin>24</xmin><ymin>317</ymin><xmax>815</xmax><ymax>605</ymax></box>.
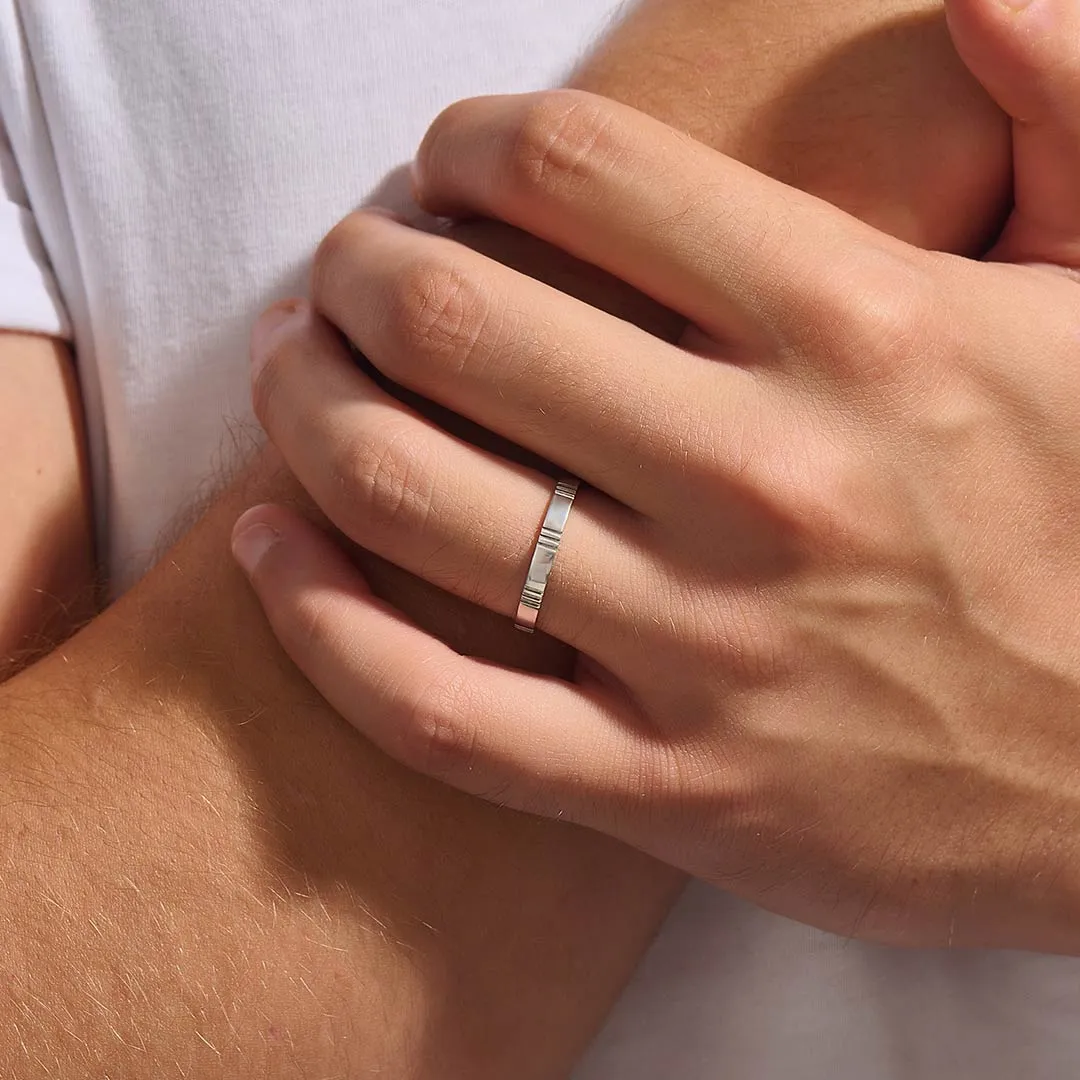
<box><xmin>2</xmin><ymin>2</ymin><xmax>1078</xmax><ymax>1076</ymax></box>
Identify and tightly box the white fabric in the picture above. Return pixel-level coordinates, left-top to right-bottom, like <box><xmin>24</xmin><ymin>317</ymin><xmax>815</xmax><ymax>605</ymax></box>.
<box><xmin>1</xmin><ymin>1</ymin><xmax>1079</xmax><ymax>1076</ymax></box>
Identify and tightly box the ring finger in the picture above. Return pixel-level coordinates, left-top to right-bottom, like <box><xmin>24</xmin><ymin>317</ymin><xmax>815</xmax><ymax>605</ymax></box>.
<box><xmin>250</xmin><ymin>299</ymin><xmax>650</xmax><ymax>663</ymax></box>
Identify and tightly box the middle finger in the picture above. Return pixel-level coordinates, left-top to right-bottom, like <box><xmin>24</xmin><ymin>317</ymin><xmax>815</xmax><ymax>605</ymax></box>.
<box><xmin>312</xmin><ymin>210</ymin><xmax>766</xmax><ymax>518</ymax></box>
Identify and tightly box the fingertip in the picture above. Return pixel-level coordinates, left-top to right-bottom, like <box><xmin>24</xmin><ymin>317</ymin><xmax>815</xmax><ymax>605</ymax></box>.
<box><xmin>411</xmin><ymin>93</ymin><xmax>514</xmax><ymax>217</ymax></box>
<box><xmin>232</xmin><ymin>504</ymin><xmax>358</xmax><ymax>588</ymax></box>
<box><xmin>232</xmin><ymin>504</ymin><xmax>285</xmax><ymax>578</ymax></box>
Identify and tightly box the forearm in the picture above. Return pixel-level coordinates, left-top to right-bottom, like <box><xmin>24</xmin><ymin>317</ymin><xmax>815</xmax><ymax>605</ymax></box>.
<box><xmin>576</xmin><ymin>0</ymin><xmax>1008</xmax><ymax>254</ymax></box>
<box><xmin>2</xmin><ymin>451</ymin><xmax>669</xmax><ymax>1077</ymax></box>
<box><xmin>0</xmin><ymin>333</ymin><xmax>94</xmax><ymax>672</ymax></box>
<box><xmin>0</xmin><ymin>1</ymin><xmax>1011</xmax><ymax>1076</ymax></box>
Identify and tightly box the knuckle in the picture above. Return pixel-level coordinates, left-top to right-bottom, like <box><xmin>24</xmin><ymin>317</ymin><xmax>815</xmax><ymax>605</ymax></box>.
<box><xmin>656</xmin><ymin>739</ymin><xmax>764</xmax><ymax>882</ymax></box>
<box><xmin>249</xmin><ymin>329</ymin><xmax>291</xmax><ymax>430</ymax></box>
<box><xmin>782</xmin><ymin>433</ymin><xmax>902</xmax><ymax>560</ymax></box>
<box><xmin>784</xmin><ymin>447</ymin><xmax>864</xmax><ymax>548</ymax></box>
<box><xmin>677</xmin><ymin>585</ymin><xmax>798</xmax><ymax>688</ymax></box>
<box><xmin>818</xmin><ymin>253</ymin><xmax>938</xmax><ymax>382</ymax></box>
<box><xmin>400</xmin><ymin>666</ymin><xmax>479</xmax><ymax>780</ymax></box>
<box><xmin>312</xmin><ymin>213</ymin><xmax>367</xmax><ymax>306</ymax></box>
<box><xmin>721</xmin><ymin>604</ymin><xmax>799</xmax><ymax>688</ymax></box>
<box><xmin>851</xmin><ymin>278</ymin><xmax>933</xmax><ymax>377</ymax></box>
<box><xmin>417</xmin><ymin>97</ymin><xmax>484</xmax><ymax>181</ymax></box>
<box><xmin>292</xmin><ymin>589</ymin><xmax>342</xmax><ymax>659</ymax></box>
<box><xmin>384</xmin><ymin>256</ymin><xmax>494</xmax><ymax>381</ymax></box>
<box><xmin>723</xmin><ymin>403</ymin><xmax>866</xmax><ymax>553</ymax></box>
<box><xmin>332</xmin><ymin>420</ymin><xmax>431</xmax><ymax>536</ymax></box>
<box><xmin>505</xmin><ymin>90</ymin><xmax>616</xmax><ymax>200</ymax></box>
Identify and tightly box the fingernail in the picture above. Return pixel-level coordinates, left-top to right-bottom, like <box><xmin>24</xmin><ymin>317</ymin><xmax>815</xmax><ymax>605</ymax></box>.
<box><xmin>999</xmin><ymin>0</ymin><xmax>1034</xmax><ymax>9</ymax></box>
<box><xmin>250</xmin><ymin>299</ymin><xmax>309</xmax><ymax>383</ymax></box>
<box><xmin>232</xmin><ymin>510</ymin><xmax>282</xmax><ymax>576</ymax></box>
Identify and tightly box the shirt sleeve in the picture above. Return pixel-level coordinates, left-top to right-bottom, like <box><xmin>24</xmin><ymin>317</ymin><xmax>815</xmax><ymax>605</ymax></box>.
<box><xmin>0</xmin><ymin>117</ymin><xmax>69</xmax><ymax>338</ymax></box>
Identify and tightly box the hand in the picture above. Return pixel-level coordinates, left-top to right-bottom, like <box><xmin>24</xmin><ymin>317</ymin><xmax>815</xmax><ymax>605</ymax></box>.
<box><xmin>235</xmin><ymin>0</ymin><xmax>1080</xmax><ymax>952</ymax></box>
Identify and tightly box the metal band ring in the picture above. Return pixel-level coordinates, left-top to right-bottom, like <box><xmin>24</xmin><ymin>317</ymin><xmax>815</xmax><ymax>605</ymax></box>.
<box><xmin>514</xmin><ymin>477</ymin><xmax>580</xmax><ymax>634</ymax></box>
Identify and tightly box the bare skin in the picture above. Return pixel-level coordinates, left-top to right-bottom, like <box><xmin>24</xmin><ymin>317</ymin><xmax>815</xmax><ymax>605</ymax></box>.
<box><xmin>0</xmin><ymin>333</ymin><xmax>93</xmax><ymax>670</ymax></box>
<box><xmin>0</xmin><ymin>1</ymin><xmax>1009</xmax><ymax>1075</ymax></box>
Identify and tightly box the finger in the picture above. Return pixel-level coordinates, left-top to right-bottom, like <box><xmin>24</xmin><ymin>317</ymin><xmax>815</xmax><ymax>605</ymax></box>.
<box><xmin>945</xmin><ymin>0</ymin><xmax>1080</xmax><ymax>269</ymax></box>
<box><xmin>411</xmin><ymin>90</ymin><xmax>888</xmax><ymax>345</ymax></box>
<box><xmin>230</xmin><ymin>502</ymin><xmax>652</xmax><ymax>828</ymax></box>
<box><xmin>312</xmin><ymin>211</ymin><xmax>772</xmax><ymax>513</ymax></box>
<box><xmin>249</xmin><ymin>299</ymin><xmax>648</xmax><ymax>663</ymax></box>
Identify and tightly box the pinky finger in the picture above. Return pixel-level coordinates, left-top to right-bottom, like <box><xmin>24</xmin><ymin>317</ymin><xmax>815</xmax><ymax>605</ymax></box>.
<box><xmin>230</xmin><ymin>502</ymin><xmax>642</xmax><ymax>824</ymax></box>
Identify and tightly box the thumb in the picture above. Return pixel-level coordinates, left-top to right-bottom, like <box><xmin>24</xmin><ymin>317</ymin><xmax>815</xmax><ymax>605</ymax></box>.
<box><xmin>945</xmin><ymin>0</ymin><xmax>1080</xmax><ymax>269</ymax></box>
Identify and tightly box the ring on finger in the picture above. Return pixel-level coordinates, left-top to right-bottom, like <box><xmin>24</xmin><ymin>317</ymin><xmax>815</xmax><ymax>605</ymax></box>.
<box><xmin>515</xmin><ymin>477</ymin><xmax>580</xmax><ymax>634</ymax></box>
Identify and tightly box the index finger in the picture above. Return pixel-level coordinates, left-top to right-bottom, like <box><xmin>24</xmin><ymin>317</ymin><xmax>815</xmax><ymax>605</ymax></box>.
<box><xmin>413</xmin><ymin>90</ymin><xmax>887</xmax><ymax>347</ymax></box>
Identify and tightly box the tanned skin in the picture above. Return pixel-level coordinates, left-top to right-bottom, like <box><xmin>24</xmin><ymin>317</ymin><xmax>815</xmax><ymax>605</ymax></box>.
<box><xmin>0</xmin><ymin>1</ymin><xmax>1007</xmax><ymax>1075</ymax></box>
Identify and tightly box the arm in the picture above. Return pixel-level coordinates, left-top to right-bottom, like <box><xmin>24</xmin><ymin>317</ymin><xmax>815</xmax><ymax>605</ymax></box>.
<box><xmin>0</xmin><ymin>333</ymin><xmax>93</xmax><ymax>673</ymax></box>
<box><xmin>574</xmin><ymin>0</ymin><xmax>1007</xmax><ymax>254</ymax></box>
<box><xmin>2</xmin><ymin>456</ymin><xmax>674</xmax><ymax>1078</ymax></box>
<box><xmin>0</xmin><ymin>2</ymin><xmax>1010</xmax><ymax>1076</ymax></box>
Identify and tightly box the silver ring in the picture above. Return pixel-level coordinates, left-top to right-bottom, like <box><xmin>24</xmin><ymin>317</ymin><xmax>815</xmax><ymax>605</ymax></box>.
<box><xmin>515</xmin><ymin>477</ymin><xmax>580</xmax><ymax>634</ymax></box>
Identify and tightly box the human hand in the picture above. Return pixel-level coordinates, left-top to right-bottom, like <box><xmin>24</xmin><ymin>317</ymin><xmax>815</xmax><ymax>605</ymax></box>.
<box><xmin>234</xmin><ymin>0</ymin><xmax>1080</xmax><ymax>952</ymax></box>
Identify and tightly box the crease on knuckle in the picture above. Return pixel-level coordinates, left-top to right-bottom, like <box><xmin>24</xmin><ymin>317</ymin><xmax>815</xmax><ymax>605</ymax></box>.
<box><xmin>402</xmin><ymin>664</ymin><xmax>478</xmax><ymax>780</ymax></box>
<box><xmin>387</xmin><ymin>257</ymin><xmax>494</xmax><ymax>382</ymax></box>
<box><xmin>334</xmin><ymin>421</ymin><xmax>431</xmax><ymax>536</ymax></box>
<box><xmin>508</xmin><ymin>90</ymin><xmax>614</xmax><ymax>199</ymax></box>
<box><xmin>292</xmin><ymin>588</ymin><xmax>343</xmax><ymax>660</ymax></box>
